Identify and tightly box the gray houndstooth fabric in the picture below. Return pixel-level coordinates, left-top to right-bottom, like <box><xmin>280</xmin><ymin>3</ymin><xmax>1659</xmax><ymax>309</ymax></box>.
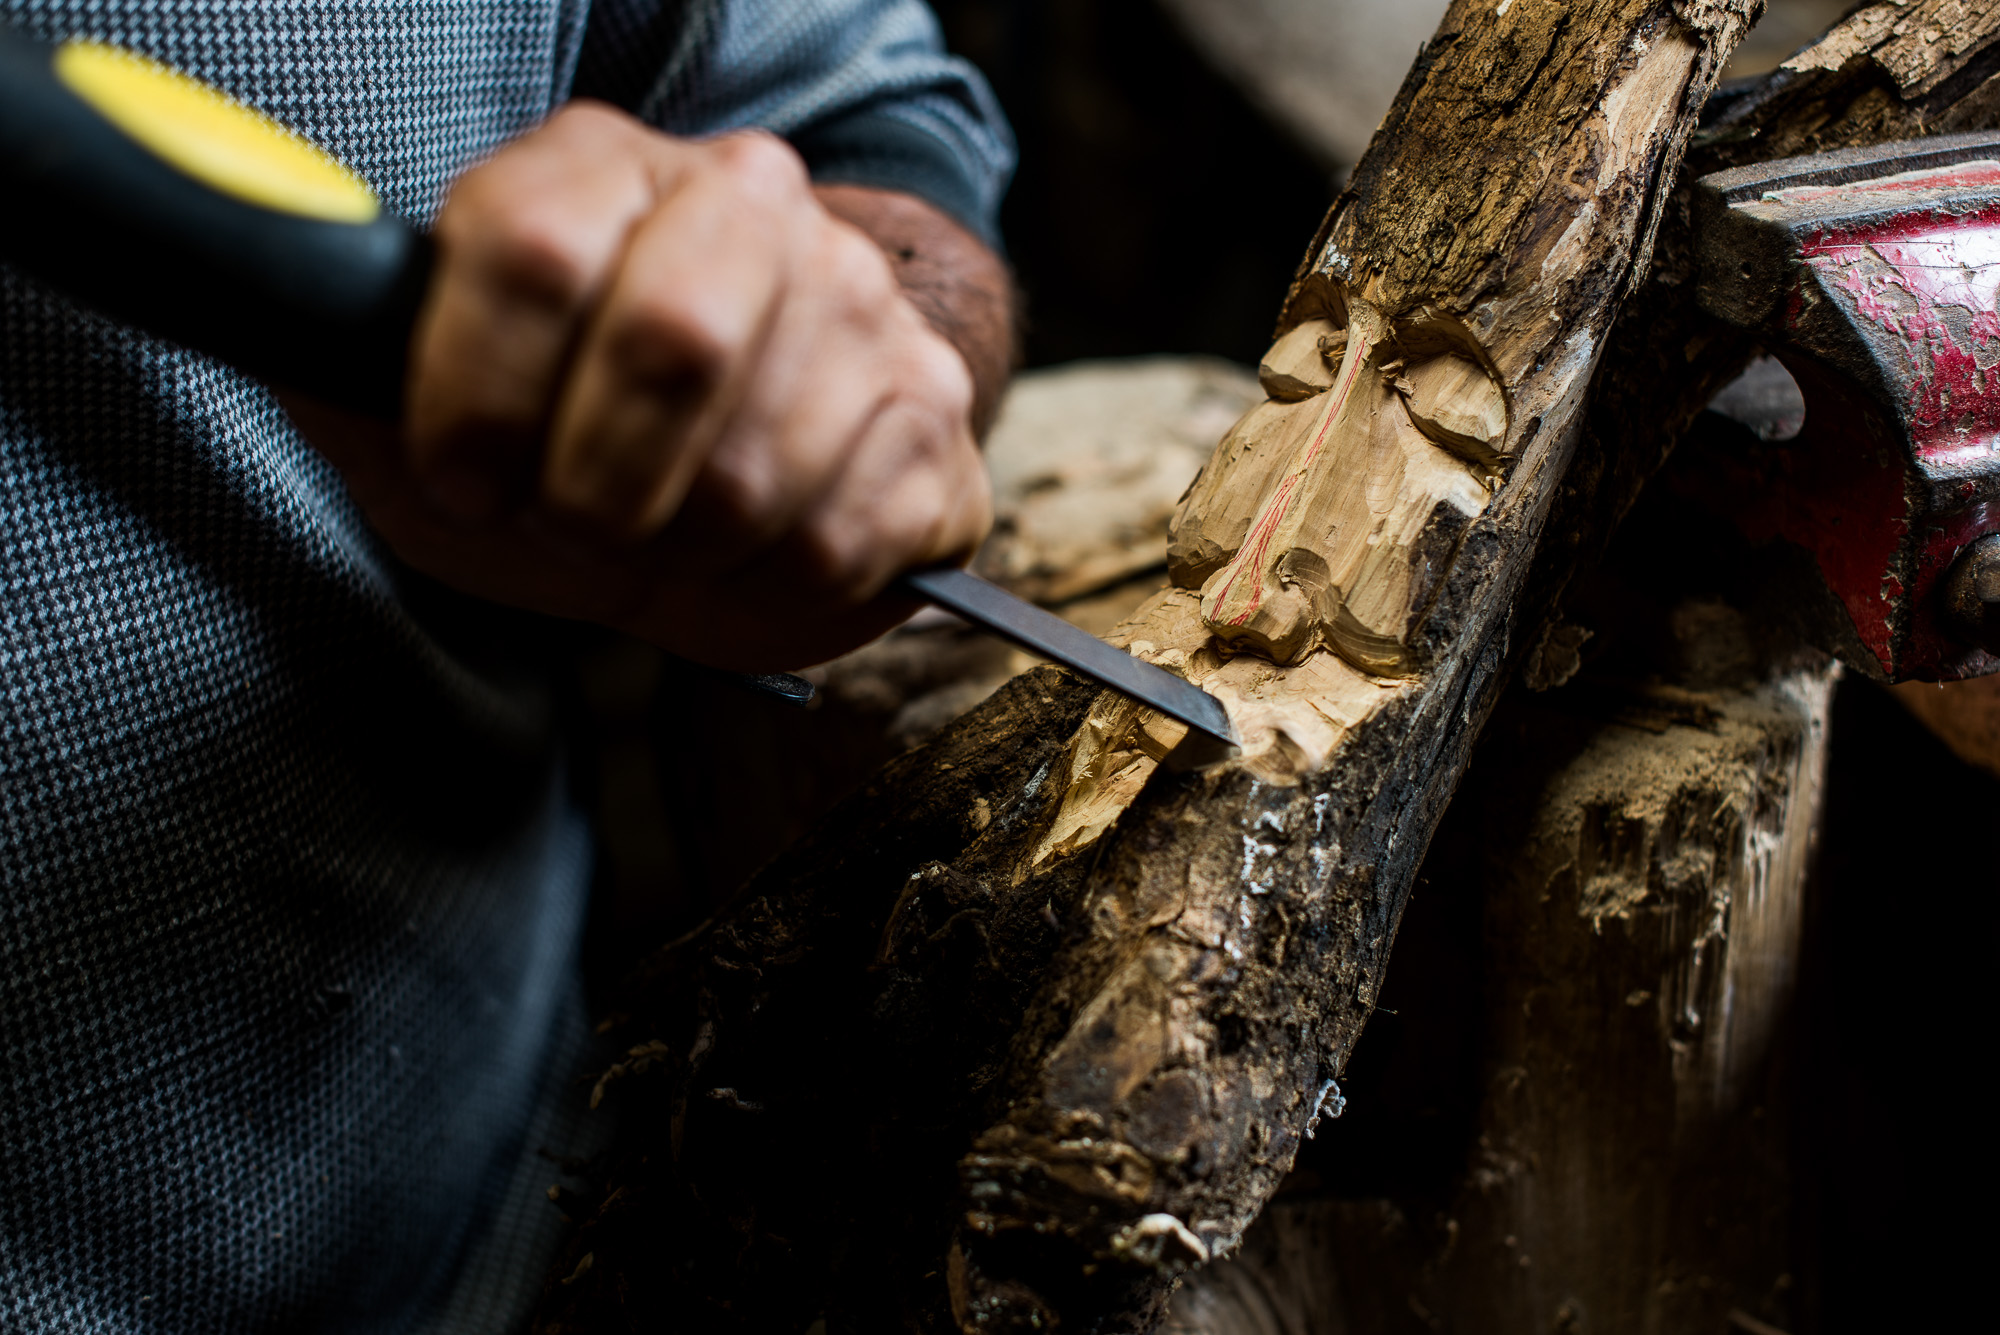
<box><xmin>0</xmin><ymin>2</ymin><xmax>1012</xmax><ymax>1332</ymax></box>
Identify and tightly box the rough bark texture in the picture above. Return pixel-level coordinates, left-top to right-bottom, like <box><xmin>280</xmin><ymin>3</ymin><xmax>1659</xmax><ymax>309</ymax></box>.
<box><xmin>534</xmin><ymin>5</ymin><xmax>1999</xmax><ymax>1334</ymax></box>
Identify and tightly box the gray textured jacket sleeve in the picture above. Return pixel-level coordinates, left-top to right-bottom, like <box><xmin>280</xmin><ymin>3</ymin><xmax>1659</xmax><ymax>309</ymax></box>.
<box><xmin>572</xmin><ymin>0</ymin><xmax>1015</xmax><ymax>248</ymax></box>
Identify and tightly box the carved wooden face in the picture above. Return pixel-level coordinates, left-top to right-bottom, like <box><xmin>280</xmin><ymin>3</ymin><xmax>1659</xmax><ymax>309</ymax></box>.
<box><xmin>1167</xmin><ymin>295</ymin><xmax>1508</xmax><ymax>672</ymax></box>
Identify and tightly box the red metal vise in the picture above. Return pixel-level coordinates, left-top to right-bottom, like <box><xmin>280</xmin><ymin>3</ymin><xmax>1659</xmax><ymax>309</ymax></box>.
<box><xmin>1694</xmin><ymin>130</ymin><xmax>2000</xmax><ymax>683</ymax></box>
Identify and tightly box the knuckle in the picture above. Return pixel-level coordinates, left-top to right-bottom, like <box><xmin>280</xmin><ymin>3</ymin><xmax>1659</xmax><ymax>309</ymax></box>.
<box><xmin>824</xmin><ymin>226</ymin><xmax>898</xmax><ymax>302</ymax></box>
<box><xmin>606</xmin><ymin>293</ymin><xmax>738</xmax><ymax>389</ymax></box>
<box><xmin>909</xmin><ymin>335</ymin><xmax>975</xmax><ymax>418</ymax></box>
<box><xmin>548</xmin><ymin>99</ymin><xmax>633</xmax><ymax>139</ymax></box>
<box><xmin>472</xmin><ymin>207</ymin><xmax>600</xmax><ymax>308</ymax></box>
<box><xmin>710</xmin><ymin>132</ymin><xmax>809</xmax><ymax>200</ymax></box>
<box><xmin>698</xmin><ymin>452</ymin><xmax>783</xmax><ymax>532</ymax></box>
<box><xmin>883</xmin><ymin>382</ymin><xmax>975</xmax><ymax>478</ymax></box>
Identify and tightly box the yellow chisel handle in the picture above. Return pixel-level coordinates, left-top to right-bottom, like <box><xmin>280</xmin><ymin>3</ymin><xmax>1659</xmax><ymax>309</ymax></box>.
<box><xmin>0</xmin><ymin>22</ymin><xmax>428</xmax><ymax>414</ymax></box>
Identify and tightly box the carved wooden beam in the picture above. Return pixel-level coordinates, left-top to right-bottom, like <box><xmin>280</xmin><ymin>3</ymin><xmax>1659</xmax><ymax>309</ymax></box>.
<box><xmin>933</xmin><ymin>7</ymin><xmax>1755</xmax><ymax>1327</ymax></box>
<box><xmin>523</xmin><ymin>3</ymin><xmax>2000</xmax><ymax>1333</ymax></box>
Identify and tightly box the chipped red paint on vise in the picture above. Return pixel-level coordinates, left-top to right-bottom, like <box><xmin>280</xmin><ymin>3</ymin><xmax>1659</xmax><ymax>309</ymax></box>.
<box><xmin>1798</xmin><ymin>194</ymin><xmax>2000</xmax><ymax>469</ymax></box>
<box><xmin>1745</xmin><ymin>180</ymin><xmax>2000</xmax><ymax>679</ymax></box>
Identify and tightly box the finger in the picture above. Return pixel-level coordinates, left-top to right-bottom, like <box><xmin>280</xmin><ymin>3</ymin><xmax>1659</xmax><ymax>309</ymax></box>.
<box><xmin>540</xmin><ymin>131</ymin><xmax>810</xmax><ymax>540</ymax></box>
<box><xmin>650</xmin><ymin>222</ymin><xmax>917</xmax><ymax>576</ymax></box>
<box><xmin>707</xmin><ymin>387</ymin><xmax>991</xmax><ymax>627</ymax></box>
<box><xmin>662</xmin><ymin>456</ymin><xmax>987</xmax><ymax>670</ymax></box>
<box><xmin>611</xmin><ymin>355</ymin><xmax>986</xmax><ymax>670</ymax></box>
<box><xmin>406</xmin><ymin>102</ymin><xmax>676</xmax><ymax>520</ymax></box>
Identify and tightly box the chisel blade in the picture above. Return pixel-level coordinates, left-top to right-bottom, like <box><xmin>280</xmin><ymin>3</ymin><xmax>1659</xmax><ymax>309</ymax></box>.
<box><xmin>899</xmin><ymin>567</ymin><xmax>1238</xmax><ymax>767</ymax></box>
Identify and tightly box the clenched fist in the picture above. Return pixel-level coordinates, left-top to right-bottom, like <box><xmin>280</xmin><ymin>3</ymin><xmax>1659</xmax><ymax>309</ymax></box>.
<box><xmin>292</xmin><ymin>101</ymin><xmax>1006</xmax><ymax>669</ymax></box>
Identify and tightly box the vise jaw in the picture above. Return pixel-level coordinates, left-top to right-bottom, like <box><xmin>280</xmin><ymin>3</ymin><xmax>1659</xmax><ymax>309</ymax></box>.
<box><xmin>1694</xmin><ymin>131</ymin><xmax>2000</xmax><ymax>683</ymax></box>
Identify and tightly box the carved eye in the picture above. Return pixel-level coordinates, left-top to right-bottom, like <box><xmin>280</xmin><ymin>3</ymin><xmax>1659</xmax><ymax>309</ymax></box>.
<box><xmin>1392</xmin><ymin>353</ymin><xmax>1507</xmax><ymax>464</ymax></box>
<box><xmin>1258</xmin><ymin>319</ymin><xmax>1347</xmax><ymax>402</ymax></box>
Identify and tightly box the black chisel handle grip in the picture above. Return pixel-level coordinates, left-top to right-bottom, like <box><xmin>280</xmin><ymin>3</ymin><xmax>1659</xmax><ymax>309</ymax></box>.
<box><xmin>0</xmin><ymin>22</ymin><xmax>426</xmax><ymax>416</ymax></box>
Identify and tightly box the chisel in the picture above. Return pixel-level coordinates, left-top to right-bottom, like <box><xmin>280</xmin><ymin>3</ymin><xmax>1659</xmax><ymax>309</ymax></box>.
<box><xmin>0</xmin><ymin>23</ymin><xmax>1238</xmax><ymax>761</ymax></box>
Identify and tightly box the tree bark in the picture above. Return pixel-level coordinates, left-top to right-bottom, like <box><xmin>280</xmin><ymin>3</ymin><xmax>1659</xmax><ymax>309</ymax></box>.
<box><xmin>534</xmin><ymin>4</ymin><xmax>1998</xmax><ymax>1333</ymax></box>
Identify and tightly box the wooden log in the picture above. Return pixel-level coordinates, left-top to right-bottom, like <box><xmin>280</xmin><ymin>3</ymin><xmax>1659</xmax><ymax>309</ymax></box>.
<box><xmin>533</xmin><ymin>4</ymin><xmax>1773</xmax><ymax>1332</ymax></box>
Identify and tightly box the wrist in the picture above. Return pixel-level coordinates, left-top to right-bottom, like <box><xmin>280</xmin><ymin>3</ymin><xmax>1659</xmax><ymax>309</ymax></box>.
<box><xmin>813</xmin><ymin>183</ymin><xmax>1016</xmax><ymax>438</ymax></box>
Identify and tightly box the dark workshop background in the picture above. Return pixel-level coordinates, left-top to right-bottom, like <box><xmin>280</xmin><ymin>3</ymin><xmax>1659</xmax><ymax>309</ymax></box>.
<box><xmin>930</xmin><ymin>0</ymin><xmax>1337</xmax><ymax>368</ymax></box>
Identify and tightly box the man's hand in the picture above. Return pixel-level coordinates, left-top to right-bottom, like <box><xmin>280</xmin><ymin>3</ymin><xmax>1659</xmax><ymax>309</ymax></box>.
<box><xmin>291</xmin><ymin>101</ymin><xmax>1002</xmax><ymax>670</ymax></box>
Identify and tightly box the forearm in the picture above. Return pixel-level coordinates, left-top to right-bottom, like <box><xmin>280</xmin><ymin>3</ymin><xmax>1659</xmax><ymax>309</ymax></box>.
<box><xmin>815</xmin><ymin>184</ymin><xmax>1016</xmax><ymax>439</ymax></box>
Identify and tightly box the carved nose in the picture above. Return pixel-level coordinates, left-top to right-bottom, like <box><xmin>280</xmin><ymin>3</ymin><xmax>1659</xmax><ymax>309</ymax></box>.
<box><xmin>1199</xmin><ymin>562</ymin><xmax>1321</xmax><ymax>664</ymax></box>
